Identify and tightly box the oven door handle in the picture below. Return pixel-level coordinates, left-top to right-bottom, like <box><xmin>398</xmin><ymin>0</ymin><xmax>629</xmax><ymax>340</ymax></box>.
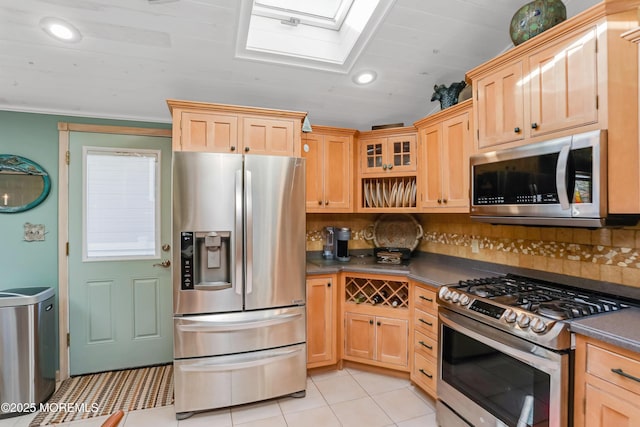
<box><xmin>439</xmin><ymin>309</ymin><xmax>565</xmax><ymax>371</ymax></box>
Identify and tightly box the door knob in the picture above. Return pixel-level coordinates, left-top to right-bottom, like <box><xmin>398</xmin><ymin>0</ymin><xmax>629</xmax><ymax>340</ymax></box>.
<box><xmin>162</xmin><ymin>244</ymin><xmax>171</xmax><ymax>252</ymax></box>
<box><xmin>153</xmin><ymin>260</ymin><xmax>171</xmax><ymax>268</ymax></box>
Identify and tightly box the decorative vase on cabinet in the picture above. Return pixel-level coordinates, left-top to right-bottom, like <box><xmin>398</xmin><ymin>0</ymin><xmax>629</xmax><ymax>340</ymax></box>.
<box><xmin>509</xmin><ymin>0</ymin><xmax>566</xmax><ymax>46</ymax></box>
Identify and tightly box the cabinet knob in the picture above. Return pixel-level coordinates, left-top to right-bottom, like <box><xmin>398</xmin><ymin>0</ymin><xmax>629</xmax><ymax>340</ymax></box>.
<box><xmin>531</xmin><ymin>123</ymin><xmax>538</xmax><ymax>129</ymax></box>
<box><xmin>382</xmin><ymin>164</ymin><xmax>387</xmax><ymax>170</ymax></box>
<box><xmin>369</xmin><ymin>319</ymin><xmax>374</xmax><ymax>325</ymax></box>
<box><xmin>325</xmin><ymin>200</ymin><xmax>329</xmax><ymax>205</ymax></box>
<box><xmin>244</xmin><ymin>147</ymin><xmax>250</xmax><ymax>152</ymax></box>
<box><xmin>387</xmin><ymin>164</ymin><xmax>393</xmax><ymax>170</ymax></box>
<box><xmin>327</xmin><ymin>282</ymin><xmax>331</xmax><ymax>287</ymax></box>
<box><xmin>230</xmin><ymin>146</ymin><xmax>236</xmax><ymax>151</ymax></box>
<box><xmin>318</xmin><ymin>200</ymin><xmax>323</xmax><ymax>205</ymax></box>
<box><xmin>514</xmin><ymin>127</ymin><xmax>521</xmax><ymax>133</ymax></box>
<box><xmin>376</xmin><ymin>321</ymin><xmax>381</xmax><ymax>326</ymax></box>
<box><xmin>443</xmin><ymin>199</ymin><xmax>447</xmax><ymax>204</ymax></box>
<box><xmin>437</xmin><ymin>199</ymin><xmax>442</xmax><ymax>204</ymax></box>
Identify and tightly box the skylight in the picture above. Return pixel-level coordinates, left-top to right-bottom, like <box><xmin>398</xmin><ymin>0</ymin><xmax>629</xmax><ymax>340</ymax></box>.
<box><xmin>235</xmin><ymin>0</ymin><xmax>396</xmax><ymax>73</ymax></box>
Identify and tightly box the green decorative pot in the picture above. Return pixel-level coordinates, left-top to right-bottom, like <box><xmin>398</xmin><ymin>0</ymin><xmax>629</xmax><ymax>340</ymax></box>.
<box><xmin>509</xmin><ymin>0</ymin><xmax>566</xmax><ymax>46</ymax></box>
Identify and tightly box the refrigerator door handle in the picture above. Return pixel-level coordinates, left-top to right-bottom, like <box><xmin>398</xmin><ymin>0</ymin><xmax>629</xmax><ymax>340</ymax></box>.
<box><xmin>235</xmin><ymin>169</ymin><xmax>243</xmax><ymax>296</ymax></box>
<box><xmin>245</xmin><ymin>169</ymin><xmax>253</xmax><ymax>295</ymax></box>
<box><xmin>179</xmin><ymin>347</ymin><xmax>303</xmax><ymax>372</ymax></box>
<box><xmin>176</xmin><ymin>312</ymin><xmax>303</xmax><ymax>332</ymax></box>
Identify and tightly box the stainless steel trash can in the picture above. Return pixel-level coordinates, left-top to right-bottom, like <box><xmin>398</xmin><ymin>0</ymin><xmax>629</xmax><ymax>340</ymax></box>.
<box><xmin>0</xmin><ymin>287</ymin><xmax>56</xmax><ymax>418</ymax></box>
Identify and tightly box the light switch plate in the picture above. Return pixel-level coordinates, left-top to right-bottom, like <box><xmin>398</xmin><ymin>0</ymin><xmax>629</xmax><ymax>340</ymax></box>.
<box><xmin>24</xmin><ymin>223</ymin><xmax>46</xmax><ymax>241</ymax></box>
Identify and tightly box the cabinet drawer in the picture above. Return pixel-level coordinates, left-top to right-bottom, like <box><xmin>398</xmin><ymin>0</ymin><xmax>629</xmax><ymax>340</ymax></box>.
<box><xmin>413</xmin><ymin>352</ymin><xmax>437</xmax><ymax>393</ymax></box>
<box><xmin>413</xmin><ymin>308</ymin><xmax>437</xmax><ymax>337</ymax></box>
<box><xmin>414</xmin><ymin>330</ymin><xmax>437</xmax><ymax>360</ymax></box>
<box><xmin>587</xmin><ymin>342</ymin><xmax>640</xmax><ymax>396</ymax></box>
<box><xmin>414</xmin><ymin>286</ymin><xmax>437</xmax><ymax>313</ymax></box>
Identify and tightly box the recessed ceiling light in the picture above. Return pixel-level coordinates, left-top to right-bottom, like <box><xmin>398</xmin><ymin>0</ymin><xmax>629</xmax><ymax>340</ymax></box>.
<box><xmin>40</xmin><ymin>17</ymin><xmax>82</xmax><ymax>43</ymax></box>
<box><xmin>353</xmin><ymin>70</ymin><xmax>377</xmax><ymax>85</ymax></box>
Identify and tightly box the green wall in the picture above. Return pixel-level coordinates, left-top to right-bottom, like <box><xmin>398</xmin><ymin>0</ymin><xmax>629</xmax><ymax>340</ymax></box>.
<box><xmin>0</xmin><ymin>110</ymin><xmax>170</xmax><ymax>370</ymax></box>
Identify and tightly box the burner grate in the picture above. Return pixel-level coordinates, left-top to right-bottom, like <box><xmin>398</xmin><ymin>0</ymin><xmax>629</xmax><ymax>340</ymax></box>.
<box><xmin>457</xmin><ymin>274</ymin><xmax>630</xmax><ymax>320</ymax></box>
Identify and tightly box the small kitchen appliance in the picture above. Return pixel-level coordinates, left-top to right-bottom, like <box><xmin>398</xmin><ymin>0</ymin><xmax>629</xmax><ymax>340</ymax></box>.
<box><xmin>322</xmin><ymin>226</ymin><xmax>335</xmax><ymax>259</ymax></box>
<box><xmin>470</xmin><ymin>129</ymin><xmax>638</xmax><ymax>227</ymax></box>
<box><xmin>334</xmin><ymin>227</ymin><xmax>351</xmax><ymax>261</ymax></box>
<box><xmin>436</xmin><ymin>273</ymin><xmax>636</xmax><ymax>427</ymax></box>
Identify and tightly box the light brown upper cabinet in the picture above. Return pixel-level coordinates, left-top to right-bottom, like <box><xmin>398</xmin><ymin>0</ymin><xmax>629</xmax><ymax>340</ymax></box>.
<box><xmin>467</xmin><ymin>4</ymin><xmax>640</xmax><ymax>213</ymax></box>
<box><xmin>302</xmin><ymin>126</ymin><xmax>356</xmax><ymax>213</ymax></box>
<box><xmin>528</xmin><ymin>26</ymin><xmax>598</xmax><ymax>138</ymax></box>
<box><xmin>356</xmin><ymin>127</ymin><xmax>419</xmax><ymax>212</ymax></box>
<box><xmin>167</xmin><ymin>99</ymin><xmax>306</xmax><ymax>156</ymax></box>
<box><xmin>415</xmin><ymin>100</ymin><xmax>473</xmax><ymax>212</ymax></box>
<box><xmin>474</xmin><ymin>60</ymin><xmax>525</xmax><ymax>149</ymax></box>
<box><xmin>358</xmin><ymin>127</ymin><xmax>417</xmax><ymax>175</ymax></box>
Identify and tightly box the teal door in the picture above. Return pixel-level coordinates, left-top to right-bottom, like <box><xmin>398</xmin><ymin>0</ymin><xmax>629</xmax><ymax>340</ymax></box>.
<box><xmin>68</xmin><ymin>132</ymin><xmax>172</xmax><ymax>375</ymax></box>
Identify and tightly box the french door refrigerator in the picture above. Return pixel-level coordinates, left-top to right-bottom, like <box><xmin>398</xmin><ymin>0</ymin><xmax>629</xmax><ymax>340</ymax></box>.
<box><xmin>172</xmin><ymin>152</ymin><xmax>306</xmax><ymax>419</ymax></box>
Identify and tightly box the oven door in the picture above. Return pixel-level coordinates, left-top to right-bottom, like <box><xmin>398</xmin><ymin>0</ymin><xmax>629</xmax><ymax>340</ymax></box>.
<box><xmin>438</xmin><ymin>308</ymin><xmax>569</xmax><ymax>427</ymax></box>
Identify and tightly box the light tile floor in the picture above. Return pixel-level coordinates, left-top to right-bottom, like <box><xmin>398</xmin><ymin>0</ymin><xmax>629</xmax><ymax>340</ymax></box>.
<box><xmin>0</xmin><ymin>367</ymin><xmax>438</xmax><ymax>427</ymax></box>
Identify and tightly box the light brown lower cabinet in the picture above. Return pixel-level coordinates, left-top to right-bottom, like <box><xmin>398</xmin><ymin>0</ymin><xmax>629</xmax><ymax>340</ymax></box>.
<box><xmin>574</xmin><ymin>334</ymin><xmax>640</xmax><ymax>426</ymax></box>
<box><xmin>306</xmin><ymin>275</ymin><xmax>337</xmax><ymax>368</ymax></box>
<box><xmin>410</xmin><ymin>281</ymin><xmax>438</xmax><ymax>398</ymax></box>
<box><xmin>341</xmin><ymin>273</ymin><xmax>410</xmax><ymax>371</ymax></box>
<box><xmin>344</xmin><ymin>312</ymin><xmax>408</xmax><ymax>369</ymax></box>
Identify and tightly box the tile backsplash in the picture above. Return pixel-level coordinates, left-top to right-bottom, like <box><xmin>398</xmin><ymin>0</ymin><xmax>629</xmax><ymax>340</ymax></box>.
<box><xmin>306</xmin><ymin>213</ymin><xmax>640</xmax><ymax>288</ymax></box>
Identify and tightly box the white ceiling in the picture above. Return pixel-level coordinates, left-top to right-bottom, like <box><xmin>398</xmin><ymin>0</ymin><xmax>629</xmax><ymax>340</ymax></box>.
<box><xmin>1</xmin><ymin>0</ymin><xmax>599</xmax><ymax>130</ymax></box>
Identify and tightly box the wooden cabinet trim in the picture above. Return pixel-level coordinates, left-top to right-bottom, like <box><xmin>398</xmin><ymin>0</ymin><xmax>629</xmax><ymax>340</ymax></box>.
<box><xmin>167</xmin><ymin>99</ymin><xmax>307</xmax><ymax>120</ymax></box>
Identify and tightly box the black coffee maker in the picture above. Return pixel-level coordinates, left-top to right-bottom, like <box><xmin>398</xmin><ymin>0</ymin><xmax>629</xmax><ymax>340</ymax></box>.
<box><xmin>334</xmin><ymin>227</ymin><xmax>351</xmax><ymax>262</ymax></box>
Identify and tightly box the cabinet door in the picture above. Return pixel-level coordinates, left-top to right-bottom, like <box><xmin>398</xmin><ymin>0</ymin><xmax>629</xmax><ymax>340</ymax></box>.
<box><xmin>441</xmin><ymin>112</ymin><xmax>470</xmax><ymax>209</ymax></box>
<box><xmin>306</xmin><ymin>276</ymin><xmax>335</xmax><ymax>367</ymax></box>
<box><xmin>344</xmin><ymin>312</ymin><xmax>375</xmax><ymax>360</ymax></box>
<box><xmin>386</xmin><ymin>135</ymin><xmax>417</xmax><ymax>173</ymax></box>
<box><xmin>302</xmin><ymin>133</ymin><xmax>324</xmax><ymax>211</ymax></box>
<box><xmin>242</xmin><ymin>117</ymin><xmax>294</xmax><ymax>155</ymax></box>
<box><xmin>419</xmin><ymin>124</ymin><xmax>443</xmax><ymax>209</ymax></box>
<box><xmin>476</xmin><ymin>61</ymin><xmax>525</xmax><ymax>149</ymax></box>
<box><xmin>360</xmin><ymin>138</ymin><xmax>386</xmax><ymax>175</ymax></box>
<box><xmin>323</xmin><ymin>135</ymin><xmax>351</xmax><ymax>211</ymax></box>
<box><xmin>376</xmin><ymin>317</ymin><xmax>408</xmax><ymax>367</ymax></box>
<box><xmin>179</xmin><ymin>112</ymin><xmax>238</xmax><ymax>152</ymax></box>
<box><xmin>528</xmin><ymin>27</ymin><xmax>598</xmax><ymax>137</ymax></box>
<box><xmin>585</xmin><ymin>383</ymin><xmax>640</xmax><ymax>427</ymax></box>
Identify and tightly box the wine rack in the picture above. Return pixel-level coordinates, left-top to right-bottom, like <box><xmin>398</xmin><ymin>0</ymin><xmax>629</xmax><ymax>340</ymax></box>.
<box><xmin>344</xmin><ymin>275</ymin><xmax>409</xmax><ymax>309</ymax></box>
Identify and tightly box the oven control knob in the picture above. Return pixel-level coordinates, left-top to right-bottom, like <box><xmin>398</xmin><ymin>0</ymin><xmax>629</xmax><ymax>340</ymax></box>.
<box><xmin>439</xmin><ymin>287</ymin><xmax>451</xmax><ymax>300</ymax></box>
<box><xmin>451</xmin><ymin>292</ymin><xmax>460</xmax><ymax>303</ymax></box>
<box><xmin>530</xmin><ymin>317</ymin><xmax>547</xmax><ymax>333</ymax></box>
<box><xmin>517</xmin><ymin>313</ymin><xmax>531</xmax><ymax>328</ymax></box>
<box><xmin>459</xmin><ymin>295</ymin><xmax>470</xmax><ymax>306</ymax></box>
<box><xmin>504</xmin><ymin>309</ymin><xmax>517</xmax><ymax>323</ymax></box>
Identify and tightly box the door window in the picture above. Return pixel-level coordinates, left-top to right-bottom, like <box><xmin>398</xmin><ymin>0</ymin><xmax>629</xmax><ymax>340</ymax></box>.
<box><xmin>83</xmin><ymin>147</ymin><xmax>161</xmax><ymax>260</ymax></box>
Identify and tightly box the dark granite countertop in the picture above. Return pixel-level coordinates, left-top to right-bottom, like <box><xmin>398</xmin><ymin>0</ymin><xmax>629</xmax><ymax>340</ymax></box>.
<box><xmin>307</xmin><ymin>250</ymin><xmax>640</xmax><ymax>354</ymax></box>
<box><xmin>569</xmin><ymin>309</ymin><xmax>640</xmax><ymax>354</ymax></box>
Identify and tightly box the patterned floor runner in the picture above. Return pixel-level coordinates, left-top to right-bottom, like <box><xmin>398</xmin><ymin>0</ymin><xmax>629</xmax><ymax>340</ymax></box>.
<box><xmin>29</xmin><ymin>364</ymin><xmax>174</xmax><ymax>426</ymax></box>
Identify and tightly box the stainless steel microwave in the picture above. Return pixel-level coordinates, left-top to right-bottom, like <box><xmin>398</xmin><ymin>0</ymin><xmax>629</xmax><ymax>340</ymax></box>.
<box><xmin>470</xmin><ymin>130</ymin><xmax>636</xmax><ymax>227</ymax></box>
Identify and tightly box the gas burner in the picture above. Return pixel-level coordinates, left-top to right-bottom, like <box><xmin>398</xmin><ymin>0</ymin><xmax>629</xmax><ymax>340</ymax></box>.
<box><xmin>454</xmin><ymin>274</ymin><xmax>631</xmax><ymax>321</ymax></box>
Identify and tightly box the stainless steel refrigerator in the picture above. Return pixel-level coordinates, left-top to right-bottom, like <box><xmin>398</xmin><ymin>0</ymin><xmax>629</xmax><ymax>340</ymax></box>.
<box><xmin>172</xmin><ymin>152</ymin><xmax>306</xmax><ymax>419</ymax></box>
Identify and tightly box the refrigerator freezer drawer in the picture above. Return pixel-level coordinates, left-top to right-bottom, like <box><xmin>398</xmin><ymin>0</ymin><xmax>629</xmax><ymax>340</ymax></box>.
<box><xmin>174</xmin><ymin>306</ymin><xmax>305</xmax><ymax>359</ymax></box>
<box><xmin>174</xmin><ymin>343</ymin><xmax>307</xmax><ymax>414</ymax></box>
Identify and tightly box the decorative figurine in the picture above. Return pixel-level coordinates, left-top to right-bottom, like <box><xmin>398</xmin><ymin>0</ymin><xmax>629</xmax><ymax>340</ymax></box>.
<box><xmin>431</xmin><ymin>81</ymin><xmax>467</xmax><ymax>110</ymax></box>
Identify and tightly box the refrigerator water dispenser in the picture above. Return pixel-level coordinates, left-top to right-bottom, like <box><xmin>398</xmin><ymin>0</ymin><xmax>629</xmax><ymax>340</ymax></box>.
<box><xmin>180</xmin><ymin>231</ymin><xmax>231</xmax><ymax>290</ymax></box>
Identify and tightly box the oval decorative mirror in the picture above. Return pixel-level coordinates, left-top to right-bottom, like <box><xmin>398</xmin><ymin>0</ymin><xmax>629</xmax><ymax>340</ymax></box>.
<box><xmin>0</xmin><ymin>155</ymin><xmax>51</xmax><ymax>213</ymax></box>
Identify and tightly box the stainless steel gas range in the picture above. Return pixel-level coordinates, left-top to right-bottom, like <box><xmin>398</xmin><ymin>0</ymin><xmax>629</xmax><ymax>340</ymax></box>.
<box><xmin>435</xmin><ymin>274</ymin><xmax>632</xmax><ymax>427</ymax></box>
